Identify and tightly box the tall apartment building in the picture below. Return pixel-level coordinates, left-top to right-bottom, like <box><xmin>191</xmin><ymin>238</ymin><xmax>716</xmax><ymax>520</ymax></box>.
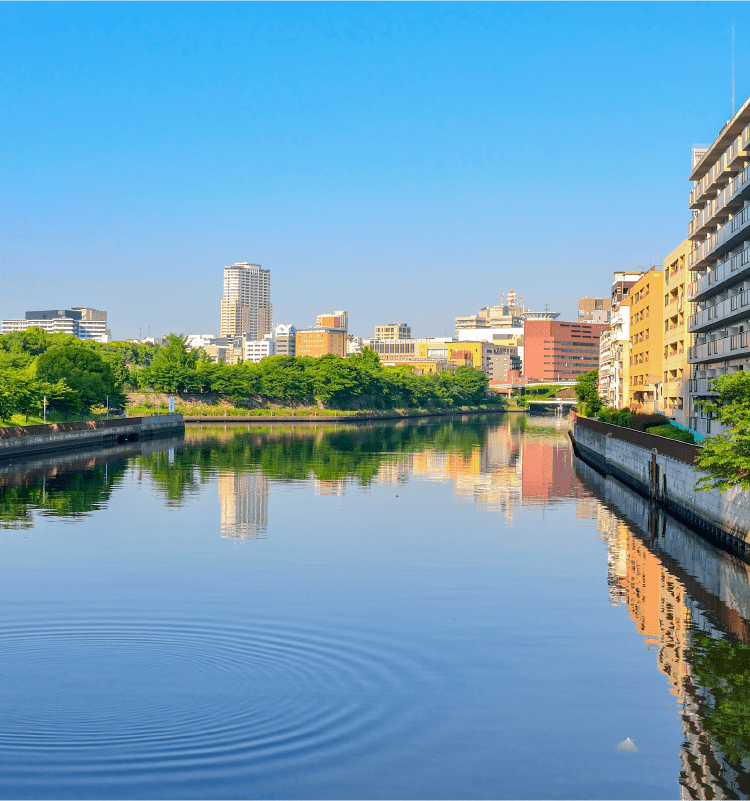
<box><xmin>686</xmin><ymin>96</ymin><xmax>750</xmax><ymax>436</ymax></box>
<box><xmin>598</xmin><ymin>301</ymin><xmax>630</xmax><ymax>408</ymax></box>
<box><xmin>316</xmin><ymin>311</ymin><xmax>348</xmax><ymax>331</ymax></box>
<box><xmin>220</xmin><ymin>262</ymin><xmax>271</xmax><ymax>340</ymax></box>
<box><xmin>628</xmin><ymin>267</ymin><xmax>664</xmax><ymax>412</ymax></box>
<box><xmin>523</xmin><ymin>320</ymin><xmax>605</xmax><ymax>382</ymax></box>
<box><xmin>662</xmin><ymin>241</ymin><xmax>691</xmax><ymax>425</ymax></box>
<box><xmin>374</xmin><ymin>323</ymin><xmax>410</xmax><ymax>339</ymax></box>
<box><xmin>1</xmin><ymin>308</ymin><xmax>110</xmax><ymax>343</ymax></box>
<box><xmin>274</xmin><ymin>324</ymin><xmax>296</xmax><ymax>357</ymax></box>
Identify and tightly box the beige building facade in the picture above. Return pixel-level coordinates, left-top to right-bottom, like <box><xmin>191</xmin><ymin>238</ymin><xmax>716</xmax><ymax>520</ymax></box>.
<box><xmin>662</xmin><ymin>240</ymin><xmax>691</xmax><ymax>425</ymax></box>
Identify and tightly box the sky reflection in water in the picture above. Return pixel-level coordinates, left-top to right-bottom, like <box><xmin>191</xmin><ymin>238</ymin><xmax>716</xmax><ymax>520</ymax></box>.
<box><xmin>0</xmin><ymin>414</ymin><xmax>748</xmax><ymax>799</ymax></box>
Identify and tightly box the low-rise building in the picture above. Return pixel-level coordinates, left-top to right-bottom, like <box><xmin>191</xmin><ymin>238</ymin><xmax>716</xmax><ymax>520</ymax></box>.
<box><xmin>274</xmin><ymin>324</ymin><xmax>296</xmax><ymax>357</ymax></box>
<box><xmin>296</xmin><ymin>327</ymin><xmax>347</xmax><ymax>358</ymax></box>
<box><xmin>1</xmin><ymin>308</ymin><xmax>110</xmax><ymax>343</ymax></box>
<box><xmin>245</xmin><ymin>333</ymin><xmax>276</xmax><ymax>363</ymax></box>
<box><xmin>486</xmin><ymin>349</ymin><xmax>522</xmax><ymax>382</ymax></box>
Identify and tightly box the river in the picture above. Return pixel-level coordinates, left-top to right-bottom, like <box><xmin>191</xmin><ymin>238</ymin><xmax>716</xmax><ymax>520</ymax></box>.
<box><xmin>0</xmin><ymin>413</ymin><xmax>747</xmax><ymax>799</ymax></box>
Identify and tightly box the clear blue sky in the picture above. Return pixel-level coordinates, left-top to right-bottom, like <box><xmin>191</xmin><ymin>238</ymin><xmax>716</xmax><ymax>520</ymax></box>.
<box><xmin>3</xmin><ymin>2</ymin><xmax>750</xmax><ymax>340</ymax></box>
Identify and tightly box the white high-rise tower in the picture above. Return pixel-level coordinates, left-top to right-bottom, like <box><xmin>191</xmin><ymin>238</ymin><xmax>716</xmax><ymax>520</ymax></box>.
<box><xmin>220</xmin><ymin>262</ymin><xmax>272</xmax><ymax>339</ymax></box>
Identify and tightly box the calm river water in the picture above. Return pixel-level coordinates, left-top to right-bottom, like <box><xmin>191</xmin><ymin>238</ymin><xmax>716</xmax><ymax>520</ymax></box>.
<box><xmin>0</xmin><ymin>414</ymin><xmax>749</xmax><ymax>799</ymax></box>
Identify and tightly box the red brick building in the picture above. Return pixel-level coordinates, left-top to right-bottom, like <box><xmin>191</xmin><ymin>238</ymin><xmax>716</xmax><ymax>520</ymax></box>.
<box><xmin>523</xmin><ymin>320</ymin><xmax>606</xmax><ymax>382</ymax></box>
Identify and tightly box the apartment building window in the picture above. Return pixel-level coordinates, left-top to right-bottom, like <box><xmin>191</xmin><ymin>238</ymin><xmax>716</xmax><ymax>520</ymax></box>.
<box><xmin>732</xmin><ymin>294</ymin><xmax>740</xmax><ymax>310</ymax></box>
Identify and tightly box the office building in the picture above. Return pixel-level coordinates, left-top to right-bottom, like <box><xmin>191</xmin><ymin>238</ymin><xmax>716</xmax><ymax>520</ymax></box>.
<box><xmin>316</xmin><ymin>311</ymin><xmax>348</xmax><ymax>331</ymax></box>
<box><xmin>686</xmin><ymin>96</ymin><xmax>750</xmax><ymax>436</ymax></box>
<box><xmin>370</xmin><ymin>338</ymin><xmax>417</xmax><ymax>359</ymax></box>
<box><xmin>374</xmin><ymin>323</ymin><xmax>410</xmax><ymax>340</ymax></box>
<box><xmin>220</xmin><ymin>262</ymin><xmax>271</xmax><ymax>340</ymax></box>
<box><xmin>578</xmin><ymin>297</ymin><xmax>612</xmax><ymax>324</ymax></box>
<box><xmin>662</xmin><ymin>241</ymin><xmax>691</xmax><ymax>425</ymax></box>
<box><xmin>296</xmin><ymin>327</ymin><xmax>347</xmax><ymax>358</ymax></box>
<box><xmin>523</xmin><ymin>320</ymin><xmax>605</xmax><ymax>382</ymax></box>
<box><xmin>274</xmin><ymin>324</ymin><xmax>296</xmax><ymax>357</ymax></box>
<box><xmin>628</xmin><ymin>267</ymin><xmax>664</xmax><ymax>412</ymax></box>
<box><xmin>1</xmin><ymin>308</ymin><xmax>110</xmax><ymax>343</ymax></box>
<box><xmin>244</xmin><ymin>333</ymin><xmax>276</xmax><ymax>363</ymax></box>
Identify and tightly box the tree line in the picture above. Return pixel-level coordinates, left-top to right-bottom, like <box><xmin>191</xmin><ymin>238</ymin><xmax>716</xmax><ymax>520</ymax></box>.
<box><xmin>0</xmin><ymin>329</ymin><xmax>498</xmax><ymax>423</ymax></box>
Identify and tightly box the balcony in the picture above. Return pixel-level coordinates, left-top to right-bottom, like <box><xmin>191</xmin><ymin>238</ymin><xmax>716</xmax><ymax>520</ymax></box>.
<box><xmin>688</xmin><ymin>289</ymin><xmax>750</xmax><ymax>332</ymax></box>
<box><xmin>689</xmin><ymin>331</ymin><xmax>750</xmax><ymax>364</ymax></box>
<box><xmin>689</xmin><ymin>238</ymin><xmax>750</xmax><ymax>301</ymax></box>
<box><xmin>687</xmin><ymin>378</ymin><xmax>719</xmax><ymax>396</ymax></box>
<box><xmin>689</xmin><ymin>163</ymin><xmax>750</xmax><ymax>243</ymax></box>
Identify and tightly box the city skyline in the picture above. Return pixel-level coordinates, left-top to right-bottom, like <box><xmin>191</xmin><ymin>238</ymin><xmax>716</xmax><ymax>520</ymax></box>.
<box><xmin>4</xmin><ymin>4</ymin><xmax>750</xmax><ymax>340</ymax></box>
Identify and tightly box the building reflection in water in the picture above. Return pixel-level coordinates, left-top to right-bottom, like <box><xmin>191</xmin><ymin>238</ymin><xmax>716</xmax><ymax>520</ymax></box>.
<box><xmin>376</xmin><ymin>417</ymin><xmax>584</xmax><ymax>521</ymax></box>
<box><xmin>217</xmin><ymin>470</ymin><xmax>269</xmax><ymax>539</ymax></box>
<box><xmin>576</xmin><ymin>458</ymin><xmax>750</xmax><ymax>800</ymax></box>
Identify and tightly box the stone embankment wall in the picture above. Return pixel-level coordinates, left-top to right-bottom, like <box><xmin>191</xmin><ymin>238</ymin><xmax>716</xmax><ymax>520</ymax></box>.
<box><xmin>0</xmin><ymin>415</ymin><xmax>184</xmax><ymax>461</ymax></box>
<box><xmin>570</xmin><ymin>415</ymin><xmax>750</xmax><ymax>556</ymax></box>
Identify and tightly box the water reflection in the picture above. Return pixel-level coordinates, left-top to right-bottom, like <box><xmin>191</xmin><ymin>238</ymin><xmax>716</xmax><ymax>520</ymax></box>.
<box><xmin>3</xmin><ymin>416</ymin><xmax>750</xmax><ymax>797</ymax></box>
<box><xmin>575</xmin><ymin>457</ymin><xmax>750</xmax><ymax>799</ymax></box>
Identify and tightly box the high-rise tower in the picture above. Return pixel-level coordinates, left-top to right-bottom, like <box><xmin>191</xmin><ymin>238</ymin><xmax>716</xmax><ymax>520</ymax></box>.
<box><xmin>219</xmin><ymin>262</ymin><xmax>272</xmax><ymax>339</ymax></box>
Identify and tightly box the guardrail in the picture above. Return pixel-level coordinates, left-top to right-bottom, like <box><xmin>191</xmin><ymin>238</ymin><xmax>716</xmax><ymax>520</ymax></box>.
<box><xmin>573</xmin><ymin>414</ymin><xmax>700</xmax><ymax>465</ymax></box>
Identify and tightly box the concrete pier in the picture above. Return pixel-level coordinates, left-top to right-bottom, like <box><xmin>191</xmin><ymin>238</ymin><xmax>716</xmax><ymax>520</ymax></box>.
<box><xmin>0</xmin><ymin>415</ymin><xmax>184</xmax><ymax>462</ymax></box>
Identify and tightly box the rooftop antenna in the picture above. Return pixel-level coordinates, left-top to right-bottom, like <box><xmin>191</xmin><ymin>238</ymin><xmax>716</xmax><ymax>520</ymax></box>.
<box><xmin>733</xmin><ymin>24</ymin><xmax>736</xmax><ymax>117</ymax></box>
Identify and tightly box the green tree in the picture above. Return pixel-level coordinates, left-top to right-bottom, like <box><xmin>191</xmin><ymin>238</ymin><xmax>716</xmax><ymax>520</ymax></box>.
<box><xmin>36</xmin><ymin>345</ymin><xmax>120</xmax><ymax>414</ymax></box>
<box><xmin>695</xmin><ymin>371</ymin><xmax>750</xmax><ymax>492</ymax></box>
<box><xmin>574</xmin><ymin>369</ymin><xmax>602</xmax><ymax>416</ymax></box>
<box><xmin>143</xmin><ymin>334</ymin><xmax>199</xmax><ymax>393</ymax></box>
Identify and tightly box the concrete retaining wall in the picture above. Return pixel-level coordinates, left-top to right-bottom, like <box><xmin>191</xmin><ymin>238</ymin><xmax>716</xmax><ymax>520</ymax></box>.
<box><xmin>0</xmin><ymin>415</ymin><xmax>184</xmax><ymax>461</ymax></box>
<box><xmin>571</xmin><ymin>418</ymin><xmax>750</xmax><ymax>557</ymax></box>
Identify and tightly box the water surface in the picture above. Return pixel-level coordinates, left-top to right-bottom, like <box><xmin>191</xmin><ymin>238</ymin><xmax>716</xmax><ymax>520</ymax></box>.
<box><xmin>0</xmin><ymin>414</ymin><xmax>748</xmax><ymax>798</ymax></box>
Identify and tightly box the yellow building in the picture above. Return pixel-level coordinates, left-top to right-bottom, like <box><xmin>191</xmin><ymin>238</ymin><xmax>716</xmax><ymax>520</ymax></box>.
<box><xmin>416</xmin><ymin>340</ymin><xmax>491</xmax><ymax>371</ymax></box>
<box><xmin>380</xmin><ymin>358</ymin><xmax>444</xmax><ymax>374</ymax></box>
<box><xmin>662</xmin><ymin>240</ymin><xmax>691</xmax><ymax>425</ymax></box>
<box><xmin>628</xmin><ymin>267</ymin><xmax>664</xmax><ymax>412</ymax></box>
<box><xmin>374</xmin><ymin>322</ymin><xmax>411</xmax><ymax>340</ymax></box>
<box><xmin>296</xmin><ymin>327</ymin><xmax>347</xmax><ymax>358</ymax></box>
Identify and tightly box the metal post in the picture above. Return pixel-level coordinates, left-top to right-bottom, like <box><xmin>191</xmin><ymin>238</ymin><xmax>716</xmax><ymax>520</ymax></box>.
<box><xmin>43</xmin><ymin>395</ymin><xmax>47</xmax><ymax>424</ymax></box>
<box><xmin>106</xmin><ymin>396</ymin><xmax>109</xmax><ymax>420</ymax></box>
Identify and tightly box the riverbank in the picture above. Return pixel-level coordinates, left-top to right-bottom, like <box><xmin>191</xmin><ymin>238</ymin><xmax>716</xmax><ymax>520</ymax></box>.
<box><xmin>0</xmin><ymin>415</ymin><xmax>185</xmax><ymax>462</ymax></box>
<box><xmin>182</xmin><ymin>405</ymin><xmax>523</xmax><ymax>423</ymax></box>
<box><xmin>569</xmin><ymin>413</ymin><xmax>750</xmax><ymax>559</ymax></box>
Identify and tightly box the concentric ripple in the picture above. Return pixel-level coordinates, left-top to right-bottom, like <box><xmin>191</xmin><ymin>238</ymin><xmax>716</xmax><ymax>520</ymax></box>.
<box><xmin>0</xmin><ymin>617</ymin><xmax>434</xmax><ymax>780</ymax></box>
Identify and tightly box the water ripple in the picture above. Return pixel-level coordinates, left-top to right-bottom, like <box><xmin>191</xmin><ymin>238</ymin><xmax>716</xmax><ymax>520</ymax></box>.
<box><xmin>0</xmin><ymin>618</ymin><xmax>434</xmax><ymax>778</ymax></box>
